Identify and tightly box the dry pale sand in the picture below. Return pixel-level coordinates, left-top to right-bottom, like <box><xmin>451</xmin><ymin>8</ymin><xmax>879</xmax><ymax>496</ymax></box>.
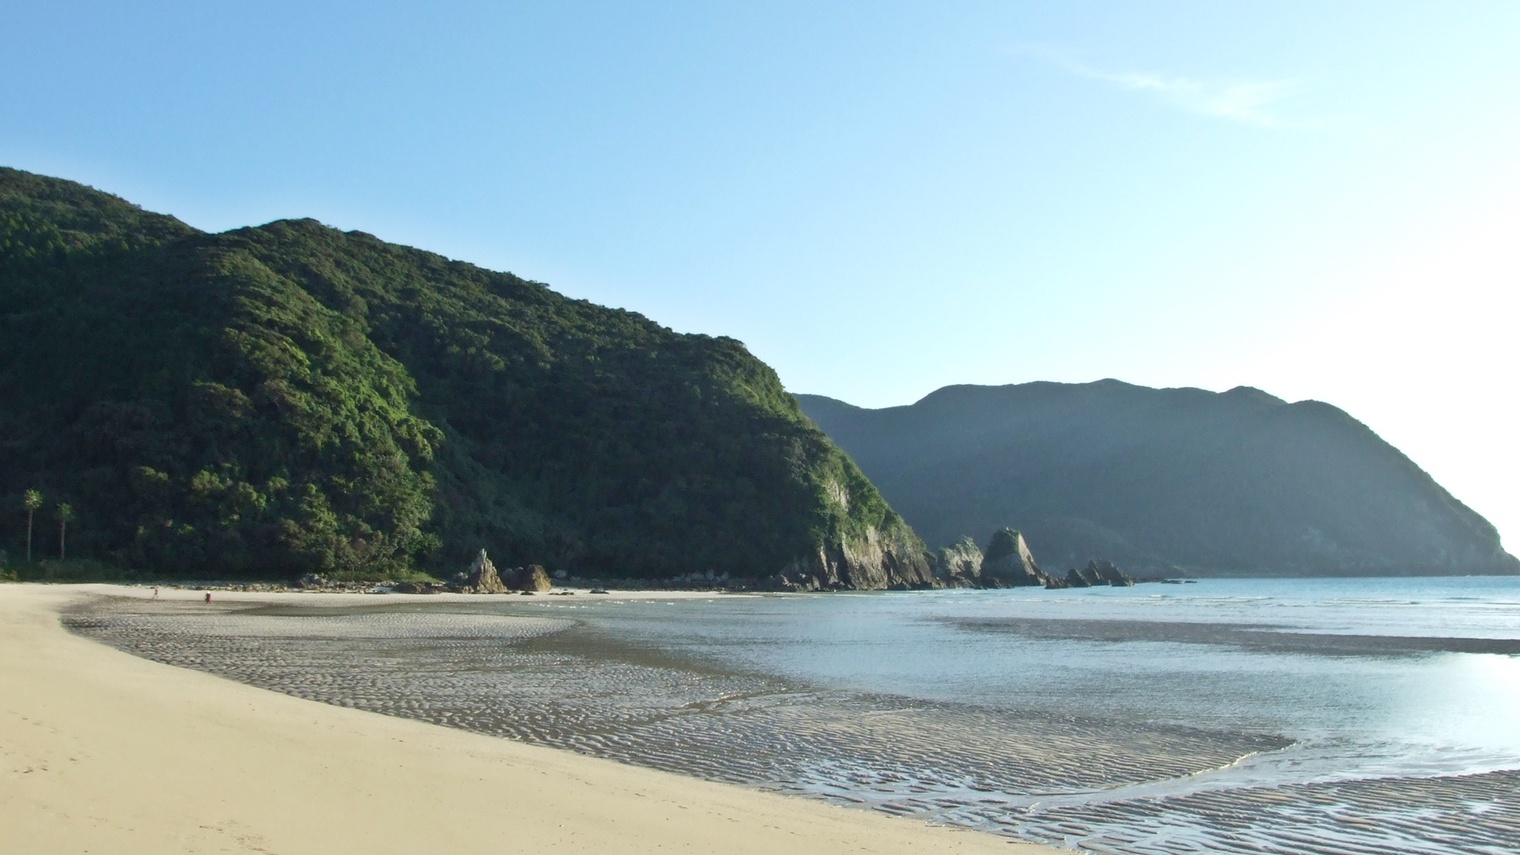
<box><xmin>1</xmin><ymin>584</ymin><xmax>1066</xmax><ymax>855</ymax></box>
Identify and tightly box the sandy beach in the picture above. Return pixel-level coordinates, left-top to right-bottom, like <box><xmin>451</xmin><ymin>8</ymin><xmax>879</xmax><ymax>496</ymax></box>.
<box><xmin>1</xmin><ymin>584</ymin><xmax>1065</xmax><ymax>855</ymax></box>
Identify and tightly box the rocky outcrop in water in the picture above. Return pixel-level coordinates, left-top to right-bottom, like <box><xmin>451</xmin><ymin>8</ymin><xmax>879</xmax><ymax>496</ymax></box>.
<box><xmin>935</xmin><ymin>536</ymin><xmax>985</xmax><ymax>586</ymax></box>
<box><xmin>1088</xmin><ymin>559</ymin><xmax>1134</xmax><ymax>587</ymax></box>
<box><xmin>978</xmin><ymin>529</ymin><xmax>1048</xmax><ymax>587</ymax></box>
<box><xmin>1055</xmin><ymin>559</ymin><xmax>1135</xmax><ymax>588</ymax></box>
<box><xmin>1062</xmin><ymin>566</ymin><xmax>1099</xmax><ymax>588</ymax></box>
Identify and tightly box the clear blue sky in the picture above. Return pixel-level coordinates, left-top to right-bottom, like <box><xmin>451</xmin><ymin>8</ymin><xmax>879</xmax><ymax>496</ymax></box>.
<box><xmin>5</xmin><ymin>2</ymin><xmax>1518</xmax><ymax>548</ymax></box>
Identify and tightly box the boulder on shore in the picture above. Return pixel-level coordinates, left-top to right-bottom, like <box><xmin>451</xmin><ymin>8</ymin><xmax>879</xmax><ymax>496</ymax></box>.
<box><xmin>460</xmin><ymin>548</ymin><xmax>508</xmax><ymax>594</ymax></box>
<box><xmin>393</xmin><ymin>580</ymin><xmax>446</xmax><ymax>594</ymax></box>
<box><xmin>506</xmin><ymin>564</ymin><xmax>553</xmax><ymax>592</ymax></box>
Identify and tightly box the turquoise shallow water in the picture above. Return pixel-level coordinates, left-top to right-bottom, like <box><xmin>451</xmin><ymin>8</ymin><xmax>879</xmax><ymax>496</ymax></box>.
<box><xmin>70</xmin><ymin>577</ymin><xmax>1520</xmax><ymax>855</ymax></box>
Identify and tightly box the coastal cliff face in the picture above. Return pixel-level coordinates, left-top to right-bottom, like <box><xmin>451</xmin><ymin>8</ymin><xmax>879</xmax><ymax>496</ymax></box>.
<box><xmin>798</xmin><ymin>382</ymin><xmax>1519</xmax><ymax>577</ymax></box>
<box><xmin>0</xmin><ymin>167</ymin><xmax>928</xmax><ymax>587</ymax></box>
<box><xmin>775</xmin><ymin>522</ymin><xmax>934</xmax><ymax>591</ymax></box>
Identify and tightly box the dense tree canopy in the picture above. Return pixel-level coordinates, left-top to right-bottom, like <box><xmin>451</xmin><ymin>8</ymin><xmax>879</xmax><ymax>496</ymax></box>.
<box><xmin>1</xmin><ymin>167</ymin><xmax>922</xmax><ymax>582</ymax></box>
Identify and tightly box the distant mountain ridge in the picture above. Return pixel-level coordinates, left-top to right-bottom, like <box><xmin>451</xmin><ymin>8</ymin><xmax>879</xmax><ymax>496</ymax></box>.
<box><xmin>0</xmin><ymin>166</ymin><xmax>930</xmax><ymax>586</ymax></box>
<box><xmin>797</xmin><ymin>381</ymin><xmax>1518</xmax><ymax>577</ymax></box>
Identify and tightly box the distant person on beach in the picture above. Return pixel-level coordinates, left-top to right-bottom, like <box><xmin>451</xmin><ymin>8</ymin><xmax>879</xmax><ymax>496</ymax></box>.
<box><xmin>152</xmin><ymin>587</ymin><xmax>159</xmax><ymax>599</ymax></box>
<box><xmin>204</xmin><ymin>592</ymin><xmax>211</xmax><ymax>603</ymax></box>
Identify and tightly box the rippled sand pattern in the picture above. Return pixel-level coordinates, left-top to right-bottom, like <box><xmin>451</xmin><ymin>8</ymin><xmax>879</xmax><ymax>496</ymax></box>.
<box><xmin>1017</xmin><ymin>769</ymin><xmax>1520</xmax><ymax>855</ymax></box>
<box><xmin>65</xmin><ymin>599</ymin><xmax>1519</xmax><ymax>855</ymax></box>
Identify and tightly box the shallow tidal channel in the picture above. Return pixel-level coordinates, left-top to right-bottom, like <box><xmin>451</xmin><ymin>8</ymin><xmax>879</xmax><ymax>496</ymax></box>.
<box><xmin>65</xmin><ymin>592</ymin><xmax>1520</xmax><ymax>855</ymax></box>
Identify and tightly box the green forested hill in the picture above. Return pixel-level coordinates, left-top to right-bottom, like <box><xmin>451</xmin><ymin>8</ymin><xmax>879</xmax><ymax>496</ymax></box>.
<box><xmin>798</xmin><ymin>382</ymin><xmax>1518</xmax><ymax>577</ymax></box>
<box><xmin>0</xmin><ymin>167</ymin><xmax>929</xmax><ymax>586</ymax></box>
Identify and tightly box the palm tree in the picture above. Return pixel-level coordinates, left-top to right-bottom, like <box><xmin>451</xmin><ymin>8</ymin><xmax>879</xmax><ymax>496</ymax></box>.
<box><xmin>56</xmin><ymin>502</ymin><xmax>74</xmax><ymax>561</ymax></box>
<box><xmin>23</xmin><ymin>490</ymin><xmax>42</xmax><ymax>563</ymax></box>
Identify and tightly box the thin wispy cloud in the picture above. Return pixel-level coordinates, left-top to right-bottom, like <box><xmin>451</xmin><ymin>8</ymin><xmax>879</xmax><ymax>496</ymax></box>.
<box><xmin>1086</xmin><ymin>68</ymin><xmax>1294</xmax><ymax>127</ymax></box>
<box><xmin>1016</xmin><ymin>46</ymin><xmax>1300</xmax><ymax>129</ymax></box>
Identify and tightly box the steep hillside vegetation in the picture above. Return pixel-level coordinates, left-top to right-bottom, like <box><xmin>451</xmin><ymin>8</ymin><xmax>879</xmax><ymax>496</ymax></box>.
<box><xmin>0</xmin><ymin>167</ymin><xmax>928</xmax><ymax>586</ymax></box>
<box><xmin>798</xmin><ymin>381</ymin><xmax>1517</xmax><ymax>577</ymax></box>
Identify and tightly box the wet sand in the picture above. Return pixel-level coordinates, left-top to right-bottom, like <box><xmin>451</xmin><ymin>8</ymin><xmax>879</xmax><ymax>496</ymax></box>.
<box><xmin>0</xmin><ymin>584</ymin><xmax>1064</xmax><ymax>855</ymax></box>
<box><xmin>949</xmin><ymin>615</ymin><xmax>1520</xmax><ymax>655</ymax></box>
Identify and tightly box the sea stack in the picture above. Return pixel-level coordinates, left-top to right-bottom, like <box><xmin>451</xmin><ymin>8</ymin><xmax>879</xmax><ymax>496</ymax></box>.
<box><xmin>979</xmin><ymin>528</ymin><xmax>1048</xmax><ymax>587</ymax></box>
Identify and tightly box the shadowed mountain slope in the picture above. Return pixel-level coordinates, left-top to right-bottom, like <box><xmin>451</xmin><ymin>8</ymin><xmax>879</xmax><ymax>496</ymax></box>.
<box><xmin>797</xmin><ymin>381</ymin><xmax>1517</xmax><ymax>577</ymax></box>
<box><xmin>0</xmin><ymin>167</ymin><xmax>928</xmax><ymax>586</ymax></box>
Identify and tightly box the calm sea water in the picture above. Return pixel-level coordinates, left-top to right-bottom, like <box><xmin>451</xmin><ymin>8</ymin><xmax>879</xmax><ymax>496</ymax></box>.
<box><xmin>536</xmin><ymin>576</ymin><xmax>1520</xmax><ymax>794</ymax></box>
